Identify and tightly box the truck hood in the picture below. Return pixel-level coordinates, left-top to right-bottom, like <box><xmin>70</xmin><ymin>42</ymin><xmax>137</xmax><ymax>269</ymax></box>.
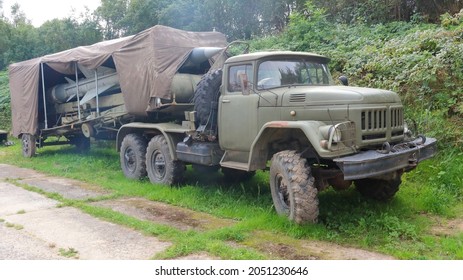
<box><xmin>281</xmin><ymin>86</ymin><xmax>401</xmax><ymax>105</ymax></box>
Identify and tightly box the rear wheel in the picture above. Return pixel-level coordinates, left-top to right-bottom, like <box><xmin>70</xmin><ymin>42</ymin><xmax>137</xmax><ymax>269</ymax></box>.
<box><xmin>146</xmin><ymin>135</ymin><xmax>185</xmax><ymax>185</ymax></box>
<box><xmin>120</xmin><ymin>134</ymin><xmax>147</xmax><ymax>180</ymax></box>
<box><xmin>354</xmin><ymin>176</ymin><xmax>401</xmax><ymax>201</ymax></box>
<box><xmin>21</xmin><ymin>133</ymin><xmax>36</xmax><ymax>158</ymax></box>
<box><xmin>269</xmin><ymin>150</ymin><xmax>319</xmax><ymax>224</ymax></box>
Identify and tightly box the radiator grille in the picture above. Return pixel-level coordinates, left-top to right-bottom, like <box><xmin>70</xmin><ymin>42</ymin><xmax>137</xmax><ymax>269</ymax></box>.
<box><xmin>361</xmin><ymin>107</ymin><xmax>404</xmax><ymax>141</ymax></box>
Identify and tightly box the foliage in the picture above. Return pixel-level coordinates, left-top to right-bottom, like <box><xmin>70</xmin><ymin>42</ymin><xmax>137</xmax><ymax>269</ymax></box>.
<box><xmin>0</xmin><ymin>70</ymin><xmax>10</xmax><ymax>130</ymax></box>
<box><xmin>0</xmin><ymin>10</ymin><xmax>102</xmax><ymax>68</ymax></box>
<box><xmin>311</xmin><ymin>0</ymin><xmax>463</xmax><ymax>24</ymax></box>
<box><xmin>36</xmin><ymin>18</ymin><xmax>103</xmax><ymax>55</ymax></box>
<box><xmin>95</xmin><ymin>0</ymin><xmax>129</xmax><ymax>39</ymax></box>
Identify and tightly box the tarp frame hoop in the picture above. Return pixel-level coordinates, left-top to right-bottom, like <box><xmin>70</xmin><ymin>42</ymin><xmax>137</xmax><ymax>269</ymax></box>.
<box><xmin>40</xmin><ymin>63</ymin><xmax>48</xmax><ymax>129</ymax></box>
<box><xmin>74</xmin><ymin>62</ymin><xmax>82</xmax><ymax>120</ymax></box>
<box><xmin>95</xmin><ymin>70</ymin><xmax>100</xmax><ymax>116</ymax></box>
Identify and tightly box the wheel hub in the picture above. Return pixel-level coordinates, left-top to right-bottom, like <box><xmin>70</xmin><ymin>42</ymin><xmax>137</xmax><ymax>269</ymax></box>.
<box><xmin>276</xmin><ymin>174</ymin><xmax>290</xmax><ymax>210</ymax></box>
<box><xmin>153</xmin><ymin>151</ymin><xmax>166</xmax><ymax>179</ymax></box>
<box><xmin>124</xmin><ymin>147</ymin><xmax>136</xmax><ymax>172</ymax></box>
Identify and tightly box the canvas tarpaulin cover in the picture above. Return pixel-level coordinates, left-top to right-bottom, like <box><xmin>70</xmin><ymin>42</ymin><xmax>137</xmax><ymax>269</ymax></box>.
<box><xmin>8</xmin><ymin>25</ymin><xmax>227</xmax><ymax>137</ymax></box>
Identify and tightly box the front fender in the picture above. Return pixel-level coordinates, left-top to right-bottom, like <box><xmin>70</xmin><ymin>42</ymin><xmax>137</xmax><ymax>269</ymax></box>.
<box><xmin>248</xmin><ymin>121</ymin><xmax>355</xmax><ymax>170</ymax></box>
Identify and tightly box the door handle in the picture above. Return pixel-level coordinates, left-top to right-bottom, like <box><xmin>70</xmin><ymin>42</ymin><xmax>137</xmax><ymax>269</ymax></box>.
<box><xmin>222</xmin><ymin>100</ymin><xmax>231</xmax><ymax>103</ymax></box>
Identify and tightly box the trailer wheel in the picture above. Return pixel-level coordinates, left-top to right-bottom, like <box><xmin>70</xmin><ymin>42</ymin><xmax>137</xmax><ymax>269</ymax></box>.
<box><xmin>270</xmin><ymin>150</ymin><xmax>318</xmax><ymax>224</ymax></box>
<box><xmin>146</xmin><ymin>135</ymin><xmax>184</xmax><ymax>185</ymax></box>
<box><xmin>120</xmin><ymin>134</ymin><xmax>147</xmax><ymax>180</ymax></box>
<box><xmin>21</xmin><ymin>133</ymin><xmax>36</xmax><ymax>158</ymax></box>
<box><xmin>193</xmin><ymin>69</ymin><xmax>223</xmax><ymax>134</ymax></box>
<box><xmin>354</xmin><ymin>177</ymin><xmax>401</xmax><ymax>201</ymax></box>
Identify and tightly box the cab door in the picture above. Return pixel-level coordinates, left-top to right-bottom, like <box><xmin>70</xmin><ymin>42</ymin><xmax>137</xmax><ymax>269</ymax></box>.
<box><xmin>219</xmin><ymin>64</ymin><xmax>258</xmax><ymax>152</ymax></box>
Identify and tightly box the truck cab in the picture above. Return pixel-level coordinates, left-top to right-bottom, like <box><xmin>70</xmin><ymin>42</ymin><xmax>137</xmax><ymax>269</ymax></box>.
<box><xmin>194</xmin><ymin>51</ymin><xmax>436</xmax><ymax>223</ymax></box>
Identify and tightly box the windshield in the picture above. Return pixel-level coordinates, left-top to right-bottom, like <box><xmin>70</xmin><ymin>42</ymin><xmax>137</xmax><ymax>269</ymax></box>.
<box><xmin>257</xmin><ymin>58</ymin><xmax>333</xmax><ymax>89</ymax></box>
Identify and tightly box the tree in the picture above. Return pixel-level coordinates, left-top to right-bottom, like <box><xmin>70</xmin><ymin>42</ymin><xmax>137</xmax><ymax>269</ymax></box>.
<box><xmin>416</xmin><ymin>0</ymin><xmax>463</xmax><ymax>22</ymax></box>
<box><xmin>10</xmin><ymin>3</ymin><xmax>29</xmax><ymax>27</ymax></box>
<box><xmin>158</xmin><ymin>0</ymin><xmax>206</xmax><ymax>31</ymax></box>
<box><xmin>36</xmin><ymin>18</ymin><xmax>102</xmax><ymax>56</ymax></box>
<box><xmin>95</xmin><ymin>0</ymin><xmax>129</xmax><ymax>39</ymax></box>
<box><xmin>0</xmin><ymin>18</ymin><xmax>12</xmax><ymax>69</ymax></box>
<box><xmin>122</xmin><ymin>0</ymin><xmax>165</xmax><ymax>34</ymax></box>
<box><xmin>309</xmin><ymin>0</ymin><xmax>463</xmax><ymax>24</ymax></box>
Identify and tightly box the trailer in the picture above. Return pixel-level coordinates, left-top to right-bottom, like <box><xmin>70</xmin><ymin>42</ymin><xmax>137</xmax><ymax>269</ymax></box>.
<box><xmin>9</xmin><ymin>25</ymin><xmax>227</xmax><ymax>156</ymax></box>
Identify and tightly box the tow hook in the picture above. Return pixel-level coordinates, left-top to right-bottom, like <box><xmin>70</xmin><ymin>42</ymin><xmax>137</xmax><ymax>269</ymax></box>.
<box><xmin>377</xmin><ymin>142</ymin><xmax>391</xmax><ymax>154</ymax></box>
<box><xmin>409</xmin><ymin>152</ymin><xmax>418</xmax><ymax>167</ymax></box>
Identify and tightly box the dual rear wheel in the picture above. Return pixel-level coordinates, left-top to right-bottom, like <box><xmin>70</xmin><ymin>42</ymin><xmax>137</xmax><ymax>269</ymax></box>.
<box><xmin>120</xmin><ymin>134</ymin><xmax>184</xmax><ymax>185</ymax></box>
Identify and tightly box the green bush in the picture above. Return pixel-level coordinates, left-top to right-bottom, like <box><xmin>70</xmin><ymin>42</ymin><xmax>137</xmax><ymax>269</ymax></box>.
<box><xmin>0</xmin><ymin>71</ymin><xmax>11</xmax><ymax>131</ymax></box>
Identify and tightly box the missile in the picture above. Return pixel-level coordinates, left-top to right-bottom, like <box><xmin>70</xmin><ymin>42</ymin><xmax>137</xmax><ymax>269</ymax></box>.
<box><xmin>47</xmin><ymin>47</ymin><xmax>224</xmax><ymax>105</ymax></box>
<box><xmin>48</xmin><ymin>70</ymin><xmax>119</xmax><ymax>104</ymax></box>
<box><xmin>179</xmin><ymin>47</ymin><xmax>223</xmax><ymax>71</ymax></box>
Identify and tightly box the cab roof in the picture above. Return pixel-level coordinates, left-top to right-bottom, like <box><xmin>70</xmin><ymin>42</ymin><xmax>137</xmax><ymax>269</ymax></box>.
<box><xmin>225</xmin><ymin>51</ymin><xmax>330</xmax><ymax>64</ymax></box>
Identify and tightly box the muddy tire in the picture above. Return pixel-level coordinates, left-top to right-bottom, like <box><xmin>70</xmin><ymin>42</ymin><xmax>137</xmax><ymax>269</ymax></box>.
<box><xmin>222</xmin><ymin>167</ymin><xmax>255</xmax><ymax>182</ymax></box>
<box><xmin>354</xmin><ymin>177</ymin><xmax>401</xmax><ymax>201</ymax></box>
<box><xmin>146</xmin><ymin>135</ymin><xmax>185</xmax><ymax>185</ymax></box>
<box><xmin>21</xmin><ymin>133</ymin><xmax>36</xmax><ymax>158</ymax></box>
<box><xmin>193</xmin><ymin>69</ymin><xmax>223</xmax><ymax>133</ymax></box>
<box><xmin>120</xmin><ymin>134</ymin><xmax>147</xmax><ymax>180</ymax></box>
<box><xmin>269</xmin><ymin>150</ymin><xmax>318</xmax><ymax>224</ymax></box>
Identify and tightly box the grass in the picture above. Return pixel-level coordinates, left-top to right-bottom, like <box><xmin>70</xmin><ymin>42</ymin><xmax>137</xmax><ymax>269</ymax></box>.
<box><xmin>0</xmin><ymin>140</ymin><xmax>462</xmax><ymax>259</ymax></box>
<box><xmin>59</xmin><ymin>247</ymin><xmax>79</xmax><ymax>259</ymax></box>
<box><xmin>5</xmin><ymin>222</ymin><xmax>24</xmax><ymax>230</ymax></box>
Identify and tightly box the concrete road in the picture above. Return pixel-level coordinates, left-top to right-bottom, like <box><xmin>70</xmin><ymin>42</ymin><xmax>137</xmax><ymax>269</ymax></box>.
<box><xmin>0</xmin><ymin>164</ymin><xmax>171</xmax><ymax>260</ymax></box>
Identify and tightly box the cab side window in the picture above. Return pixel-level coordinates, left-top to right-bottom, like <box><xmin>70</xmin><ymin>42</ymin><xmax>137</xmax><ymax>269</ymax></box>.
<box><xmin>228</xmin><ymin>64</ymin><xmax>253</xmax><ymax>92</ymax></box>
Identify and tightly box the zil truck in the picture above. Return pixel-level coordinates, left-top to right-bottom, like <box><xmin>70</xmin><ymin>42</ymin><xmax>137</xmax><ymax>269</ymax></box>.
<box><xmin>9</xmin><ymin>25</ymin><xmax>437</xmax><ymax>223</ymax></box>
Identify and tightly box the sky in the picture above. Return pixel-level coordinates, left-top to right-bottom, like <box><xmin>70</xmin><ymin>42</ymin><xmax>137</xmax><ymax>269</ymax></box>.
<box><xmin>1</xmin><ymin>0</ymin><xmax>101</xmax><ymax>27</ymax></box>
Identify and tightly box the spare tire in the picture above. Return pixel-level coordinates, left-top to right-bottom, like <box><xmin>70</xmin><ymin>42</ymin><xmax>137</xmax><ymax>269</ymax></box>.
<box><xmin>193</xmin><ymin>69</ymin><xmax>223</xmax><ymax>135</ymax></box>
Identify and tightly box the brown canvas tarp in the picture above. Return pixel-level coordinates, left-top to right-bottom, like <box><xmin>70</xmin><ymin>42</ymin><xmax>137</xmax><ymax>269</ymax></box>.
<box><xmin>8</xmin><ymin>25</ymin><xmax>227</xmax><ymax>137</ymax></box>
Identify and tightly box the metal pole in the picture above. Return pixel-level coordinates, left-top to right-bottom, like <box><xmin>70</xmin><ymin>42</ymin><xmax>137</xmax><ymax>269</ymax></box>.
<box><xmin>75</xmin><ymin>62</ymin><xmax>81</xmax><ymax>120</ymax></box>
<box><xmin>95</xmin><ymin>70</ymin><xmax>100</xmax><ymax>116</ymax></box>
<box><xmin>40</xmin><ymin>63</ymin><xmax>48</xmax><ymax>129</ymax></box>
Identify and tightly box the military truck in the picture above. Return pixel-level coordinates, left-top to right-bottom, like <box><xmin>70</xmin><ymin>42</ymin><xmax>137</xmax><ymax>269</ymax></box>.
<box><xmin>9</xmin><ymin>25</ymin><xmax>436</xmax><ymax>223</ymax></box>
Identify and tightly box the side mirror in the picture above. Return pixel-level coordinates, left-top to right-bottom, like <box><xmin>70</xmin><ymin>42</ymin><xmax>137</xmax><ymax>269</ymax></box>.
<box><xmin>339</xmin><ymin>75</ymin><xmax>349</xmax><ymax>86</ymax></box>
<box><xmin>239</xmin><ymin>73</ymin><xmax>250</xmax><ymax>95</ymax></box>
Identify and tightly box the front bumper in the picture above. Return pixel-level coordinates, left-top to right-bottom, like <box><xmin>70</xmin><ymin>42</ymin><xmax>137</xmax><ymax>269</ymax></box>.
<box><xmin>334</xmin><ymin>137</ymin><xmax>437</xmax><ymax>180</ymax></box>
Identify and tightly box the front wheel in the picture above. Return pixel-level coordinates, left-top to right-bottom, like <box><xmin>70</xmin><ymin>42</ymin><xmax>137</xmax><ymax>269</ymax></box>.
<box><xmin>269</xmin><ymin>150</ymin><xmax>319</xmax><ymax>224</ymax></box>
<box><xmin>21</xmin><ymin>134</ymin><xmax>36</xmax><ymax>158</ymax></box>
<box><xmin>146</xmin><ymin>135</ymin><xmax>185</xmax><ymax>185</ymax></box>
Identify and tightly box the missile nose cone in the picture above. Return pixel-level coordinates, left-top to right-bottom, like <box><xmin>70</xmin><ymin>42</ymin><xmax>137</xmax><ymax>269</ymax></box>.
<box><xmin>188</xmin><ymin>47</ymin><xmax>224</xmax><ymax>64</ymax></box>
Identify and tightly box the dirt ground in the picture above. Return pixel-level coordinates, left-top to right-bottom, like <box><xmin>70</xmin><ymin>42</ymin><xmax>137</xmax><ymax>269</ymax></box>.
<box><xmin>3</xmin><ymin>163</ymin><xmax>446</xmax><ymax>260</ymax></box>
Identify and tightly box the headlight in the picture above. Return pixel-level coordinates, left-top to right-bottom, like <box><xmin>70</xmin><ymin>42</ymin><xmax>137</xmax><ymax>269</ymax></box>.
<box><xmin>319</xmin><ymin>125</ymin><xmax>342</xmax><ymax>143</ymax></box>
<box><xmin>329</xmin><ymin>126</ymin><xmax>342</xmax><ymax>143</ymax></box>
